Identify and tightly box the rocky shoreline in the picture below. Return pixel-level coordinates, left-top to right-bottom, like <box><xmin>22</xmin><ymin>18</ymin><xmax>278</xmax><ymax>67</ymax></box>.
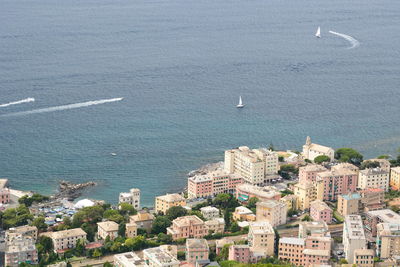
<box><xmin>53</xmin><ymin>180</ymin><xmax>97</xmax><ymax>201</ymax></box>
<box><xmin>187</xmin><ymin>161</ymin><xmax>224</xmax><ymax>177</ymax></box>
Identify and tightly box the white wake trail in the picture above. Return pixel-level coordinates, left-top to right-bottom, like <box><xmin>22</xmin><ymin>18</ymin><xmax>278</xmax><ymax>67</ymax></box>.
<box><xmin>1</xmin><ymin>97</ymin><xmax>123</xmax><ymax>117</ymax></box>
<box><xmin>329</xmin><ymin>30</ymin><xmax>360</xmax><ymax>49</ymax></box>
<box><xmin>0</xmin><ymin>97</ymin><xmax>35</xmax><ymax>108</ymax></box>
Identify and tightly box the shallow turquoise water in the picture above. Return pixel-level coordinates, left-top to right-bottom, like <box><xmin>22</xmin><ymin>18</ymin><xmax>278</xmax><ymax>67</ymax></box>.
<box><xmin>0</xmin><ymin>0</ymin><xmax>399</xmax><ymax>205</ymax></box>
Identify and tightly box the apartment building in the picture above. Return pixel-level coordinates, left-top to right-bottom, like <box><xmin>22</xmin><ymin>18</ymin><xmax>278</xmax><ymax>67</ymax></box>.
<box><xmin>353</xmin><ymin>249</ymin><xmax>374</xmax><ymax>267</ymax></box>
<box><xmin>187</xmin><ymin>170</ymin><xmax>243</xmax><ymax>199</ymax></box>
<box><xmin>204</xmin><ymin>218</ymin><xmax>225</xmax><ymax>234</ymax></box>
<box><xmin>256</xmin><ymin>200</ymin><xmax>287</xmax><ymax>227</ymax></box>
<box><xmin>185</xmin><ymin>239</ymin><xmax>209</xmax><ymax>264</ymax></box>
<box><xmin>365</xmin><ymin>209</ymin><xmax>400</xmax><ymax>237</ymax></box>
<box><xmin>376</xmin><ymin>223</ymin><xmax>400</xmax><ymax>259</ymax></box>
<box><xmin>248</xmin><ymin>221</ymin><xmax>275</xmax><ymax>256</ymax></box>
<box><xmin>309</xmin><ymin>200</ymin><xmax>332</xmax><ymax>224</ymax></box>
<box><xmin>278</xmin><ymin>237</ymin><xmax>304</xmax><ymax>266</ymax></box>
<box><xmin>130</xmin><ymin>211</ymin><xmax>155</xmax><ymax>233</ymax></box>
<box><xmin>363</xmin><ymin>158</ymin><xmax>391</xmax><ymax>172</ymax></box>
<box><xmin>167</xmin><ymin>215</ymin><xmax>207</xmax><ymax>240</ymax></box>
<box><xmin>298</xmin><ymin>164</ymin><xmax>328</xmax><ymax>184</ymax></box>
<box><xmin>359</xmin><ymin>188</ymin><xmax>385</xmax><ymax>211</ymax></box>
<box><xmin>200</xmin><ymin>206</ymin><xmax>220</xmax><ymax>220</ymax></box>
<box><xmin>343</xmin><ymin>215</ymin><xmax>367</xmax><ymax>264</ymax></box>
<box><xmin>280</xmin><ymin>194</ymin><xmax>298</xmax><ymax>211</ymax></box>
<box><xmin>236</xmin><ymin>184</ymin><xmax>281</xmax><ymax>203</ymax></box>
<box><xmin>302</xmin><ymin>136</ymin><xmax>334</xmax><ymax>161</ymax></box>
<box><xmin>317</xmin><ymin>164</ymin><xmax>358</xmax><ymax>201</ymax></box>
<box><xmin>390</xmin><ymin>167</ymin><xmax>400</xmax><ymax>190</ymax></box>
<box><xmin>155</xmin><ymin>193</ymin><xmax>186</xmax><ymax>214</ymax></box>
<box><xmin>42</xmin><ymin>228</ymin><xmax>87</xmax><ymax>252</ymax></box>
<box><xmin>358</xmin><ymin>168</ymin><xmax>390</xmax><ymax>191</ymax></box>
<box><xmin>6</xmin><ymin>226</ymin><xmax>38</xmax><ymax>243</ymax></box>
<box><xmin>298</xmin><ymin>221</ymin><xmax>329</xmax><ymax>239</ymax></box>
<box><xmin>232</xmin><ymin>206</ymin><xmax>256</xmax><ymax>222</ymax></box>
<box><xmin>0</xmin><ymin>178</ymin><xmax>10</xmax><ymax>204</ymax></box>
<box><xmin>143</xmin><ymin>246</ymin><xmax>180</xmax><ymax>267</ymax></box>
<box><xmin>5</xmin><ymin>236</ymin><xmax>38</xmax><ymax>267</ymax></box>
<box><xmin>119</xmin><ymin>188</ymin><xmax>141</xmax><ymax>209</ymax></box>
<box><xmin>97</xmin><ymin>221</ymin><xmax>119</xmax><ymax>240</ymax></box>
<box><xmin>337</xmin><ymin>193</ymin><xmax>361</xmax><ymax>216</ymax></box>
<box><xmin>224</xmin><ymin>146</ymin><xmax>279</xmax><ymax>185</ymax></box>
<box><xmin>228</xmin><ymin>245</ymin><xmax>252</xmax><ymax>264</ymax></box>
<box><xmin>293</xmin><ymin>181</ymin><xmax>323</xmax><ymax>210</ymax></box>
<box><xmin>216</xmin><ymin>238</ymin><xmax>234</xmax><ymax>254</ymax></box>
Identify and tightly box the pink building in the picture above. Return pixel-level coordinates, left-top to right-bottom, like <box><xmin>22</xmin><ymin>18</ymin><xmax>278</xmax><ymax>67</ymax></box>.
<box><xmin>0</xmin><ymin>179</ymin><xmax>10</xmax><ymax>205</ymax></box>
<box><xmin>185</xmin><ymin>239</ymin><xmax>209</xmax><ymax>264</ymax></box>
<box><xmin>167</xmin><ymin>216</ymin><xmax>207</xmax><ymax>240</ymax></box>
<box><xmin>236</xmin><ymin>184</ymin><xmax>281</xmax><ymax>203</ymax></box>
<box><xmin>316</xmin><ymin>164</ymin><xmax>358</xmax><ymax>201</ymax></box>
<box><xmin>228</xmin><ymin>245</ymin><xmax>252</xmax><ymax>263</ymax></box>
<box><xmin>187</xmin><ymin>171</ymin><xmax>243</xmax><ymax>199</ymax></box>
<box><xmin>298</xmin><ymin>165</ymin><xmax>327</xmax><ymax>184</ymax></box>
<box><xmin>310</xmin><ymin>200</ymin><xmax>333</xmax><ymax>224</ymax></box>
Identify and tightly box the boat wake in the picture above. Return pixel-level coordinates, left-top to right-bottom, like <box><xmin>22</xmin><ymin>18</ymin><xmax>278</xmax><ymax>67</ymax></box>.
<box><xmin>0</xmin><ymin>97</ymin><xmax>35</xmax><ymax>108</ymax></box>
<box><xmin>1</xmin><ymin>97</ymin><xmax>123</xmax><ymax>117</ymax></box>
<box><xmin>329</xmin><ymin>30</ymin><xmax>360</xmax><ymax>49</ymax></box>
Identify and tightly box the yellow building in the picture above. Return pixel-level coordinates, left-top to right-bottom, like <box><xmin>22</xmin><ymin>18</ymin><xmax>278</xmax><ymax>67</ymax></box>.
<box><xmin>125</xmin><ymin>223</ymin><xmax>138</xmax><ymax>238</ymax></box>
<box><xmin>280</xmin><ymin>195</ymin><xmax>298</xmax><ymax>211</ymax></box>
<box><xmin>293</xmin><ymin>181</ymin><xmax>323</xmax><ymax>210</ymax></box>
<box><xmin>97</xmin><ymin>221</ymin><xmax>119</xmax><ymax>240</ymax></box>
<box><xmin>390</xmin><ymin>167</ymin><xmax>400</xmax><ymax>190</ymax></box>
<box><xmin>377</xmin><ymin>223</ymin><xmax>400</xmax><ymax>259</ymax></box>
<box><xmin>155</xmin><ymin>193</ymin><xmax>186</xmax><ymax>214</ymax></box>
<box><xmin>248</xmin><ymin>221</ymin><xmax>275</xmax><ymax>256</ymax></box>
<box><xmin>256</xmin><ymin>200</ymin><xmax>287</xmax><ymax>227</ymax></box>
<box><xmin>337</xmin><ymin>193</ymin><xmax>361</xmax><ymax>216</ymax></box>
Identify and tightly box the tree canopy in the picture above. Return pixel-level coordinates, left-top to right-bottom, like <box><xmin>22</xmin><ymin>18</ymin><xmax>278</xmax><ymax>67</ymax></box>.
<box><xmin>313</xmin><ymin>155</ymin><xmax>331</xmax><ymax>164</ymax></box>
<box><xmin>166</xmin><ymin>206</ymin><xmax>187</xmax><ymax>220</ymax></box>
<box><xmin>335</xmin><ymin>148</ymin><xmax>363</xmax><ymax>165</ymax></box>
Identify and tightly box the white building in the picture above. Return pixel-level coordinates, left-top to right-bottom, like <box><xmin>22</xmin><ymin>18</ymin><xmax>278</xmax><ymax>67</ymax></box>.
<box><xmin>41</xmin><ymin>228</ymin><xmax>87</xmax><ymax>252</ymax></box>
<box><xmin>143</xmin><ymin>246</ymin><xmax>180</xmax><ymax>267</ymax></box>
<box><xmin>114</xmin><ymin>252</ymin><xmax>148</xmax><ymax>267</ymax></box>
<box><xmin>343</xmin><ymin>215</ymin><xmax>367</xmax><ymax>264</ymax></box>
<box><xmin>224</xmin><ymin>146</ymin><xmax>279</xmax><ymax>186</ymax></box>
<box><xmin>200</xmin><ymin>206</ymin><xmax>220</xmax><ymax>220</ymax></box>
<box><xmin>119</xmin><ymin>188</ymin><xmax>141</xmax><ymax>209</ymax></box>
<box><xmin>358</xmin><ymin>168</ymin><xmax>390</xmax><ymax>191</ymax></box>
<box><xmin>302</xmin><ymin>136</ymin><xmax>334</xmax><ymax>161</ymax></box>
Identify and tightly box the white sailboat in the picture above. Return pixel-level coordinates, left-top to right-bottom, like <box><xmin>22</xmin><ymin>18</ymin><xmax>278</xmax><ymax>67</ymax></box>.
<box><xmin>315</xmin><ymin>26</ymin><xmax>321</xmax><ymax>38</ymax></box>
<box><xmin>236</xmin><ymin>96</ymin><xmax>245</xmax><ymax>108</ymax></box>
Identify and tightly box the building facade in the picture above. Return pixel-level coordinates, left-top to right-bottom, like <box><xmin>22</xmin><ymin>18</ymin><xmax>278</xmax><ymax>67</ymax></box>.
<box><xmin>365</xmin><ymin>209</ymin><xmax>400</xmax><ymax>237</ymax></box>
<box><xmin>302</xmin><ymin>136</ymin><xmax>334</xmax><ymax>161</ymax></box>
<box><xmin>390</xmin><ymin>167</ymin><xmax>400</xmax><ymax>190</ymax></box>
<box><xmin>236</xmin><ymin>184</ymin><xmax>281</xmax><ymax>203</ymax></box>
<box><xmin>119</xmin><ymin>188</ymin><xmax>141</xmax><ymax>209</ymax></box>
<box><xmin>358</xmin><ymin>168</ymin><xmax>390</xmax><ymax>191</ymax></box>
<box><xmin>200</xmin><ymin>206</ymin><xmax>220</xmax><ymax>220</ymax></box>
<box><xmin>155</xmin><ymin>193</ymin><xmax>186</xmax><ymax>214</ymax></box>
<box><xmin>185</xmin><ymin>239</ymin><xmax>209</xmax><ymax>264</ymax></box>
<box><xmin>204</xmin><ymin>218</ymin><xmax>225</xmax><ymax>234</ymax></box>
<box><xmin>343</xmin><ymin>215</ymin><xmax>367</xmax><ymax>264</ymax></box>
<box><xmin>248</xmin><ymin>221</ymin><xmax>275</xmax><ymax>256</ymax></box>
<box><xmin>5</xmin><ymin>236</ymin><xmax>38</xmax><ymax>267</ymax></box>
<box><xmin>309</xmin><ymin>200</ymin><xmax>332</xmax><ymax>224</ymax></box>
<box><xmin>143</xmin><ymin>246</ymin><xmax>180</xmax><ymax>267</ymax></box>
<box><xmin>256</xmin><ymin>200</ymin><xmax>287</xmax><ymax>227</ymax></box>
<box><xmin>293</xmin><ymin>181</ymin><xmax>323</xmax><ymax>210</ymax></box>
<box><xmin>126</xmin><ymin>223</ymin><xmax>138</xmax><ymax>238</ymax></box>
<box><xmin>298</xmin><ymin>164</ymin><xmax>328</xmax><ymax>184</ymax></box>
<box><xmin>42</xmin><ymin>228</ymin><xmax>87</xmax><ymax>253</ymax></box>
<box><xmin>232</xmin><ymin>206</ymin><xmax>256</xmax><ymax>222</ymax></box>
<box><xmin>130</xmin><ymin>211</ymin><xmax>155</xmax><ymax>233</ymax></box>
<box><xmin>97</xmin><ymin>221</ymin><xmax>119</xmax><ymax>240</ymax></box>
<box><xmin>337</xmin><ymin>193</ymin><xmax>361</xmax><ymax>216</ymax></box>
<box><xmin>167</xmin><ymin>216</ymin><xmax>207</xmax><ymax>240</ymax></box>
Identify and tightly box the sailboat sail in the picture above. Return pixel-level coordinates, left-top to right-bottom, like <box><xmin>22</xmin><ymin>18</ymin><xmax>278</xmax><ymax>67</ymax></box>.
<box><xmin>316</xmin><ymin>27</ymin><xmax>321</xmax><ymax>38</ymax></box>
<box><xmin>239</xmin><ymin>96</ymin><xmax>242</xmax><ymax>106</ymax></box>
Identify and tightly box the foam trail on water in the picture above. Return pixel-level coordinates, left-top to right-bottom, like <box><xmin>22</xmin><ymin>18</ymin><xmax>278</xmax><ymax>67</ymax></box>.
<box><xmin>329</xmin><ymin>30</ymin><xmax>360</xmax><ymax>49</ymax></box>
<box><xmin>0</xmin><ymin>97</ymin><xmax>35</xmax><ymax>108</ymax></box>
<box><xmin>1</xmin><ymin>97</ymin><xmax>123</xmax><ymax>117</ymax></box>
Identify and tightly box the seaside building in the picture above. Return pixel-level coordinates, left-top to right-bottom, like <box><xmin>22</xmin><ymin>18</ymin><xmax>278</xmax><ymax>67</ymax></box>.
<box><xmin>130</xmin><ymin>211</ymin><xmax>155</xmax><ymax>233</ymax></box>
<box><xmin>200</xmin><ymin>206</ymin><xmax>220</xmax><ymax>220</ymax></box>
<box><xmin>248</xmin><ymin>221</ymin><xmax>275</xmax><ymax>256</ymax></box>
<box><xmin>126</xmin><ymin>223</ymin><xmax>138</xmax><ymax>238</ymax></box>
<box><xmin>298</xmin><ymin>164</ymin><xmax>328</xmax><ymax>184</ymax></box>
<box><xmin>204</xmin><ymin>218</ymin><xmax>225</xmax><ymax>234</ymax></box>
<box><xmin>167</xmin><ymin>215</ymin><xmax>207</xmax><ymax>240</ymax></box>
<box><xmin>302</xmin><ymin>136</ymin><xmax>334</xmax><ymax>161</ymax></box>
<box><xmin>390</xmin><ymin>167</ymin><xmax>400</xmax><ymax>190</ymax></box>
<box><xmin>41</xmin><ymin>228</ymin><xmax>87</xmax><ymax>253</ymax></box>
<box><xmin>293</xmin><ymin>181</ymin><xmax>323</xmax><ymax>210</ymax></box>
<box><xmin>187</xmin><ymin>170</ymin><xmax>243</xmax><ymax>199</ymax></box>
<box><xmin>343</xmin><ymin>215</ymin><xmax>367</xmax><ymax>264</ymax></box>
<box><xmin>376</xmin><ymin>223</ymin><xmax>400</xmax><ymax>259</ymax></box>
<box><xmin>155</xmin><ymin>193</ymin><xmax>186</xmax><ymax>214</ymax></box>
<box><xmin>337</xmin><ymin>193</ymin><xmax>361</xmax><ymax>216</ymax></box>
<box><xmin>0</xmin><ymin>178</ymin><xmax>10</xmax><ymax>204</ymax></box>
<box><xmin>5</xmin><ymin>235</ymin><xmax>38</xmax><ymax>267</ymax></box>
<box><xmin>97</xmin><ymin>221</ymin><xmax>119</xmax><ymax>240</ymax></box>
<box><xmin>365</xmin><ymin>209</ymin><xmax>400</xmax><ymax>237</ymax></box>
<box><xmin>114</xmin><ymin>252</ymin><xmax>147</xmax><ymax>267</ymax></box>
<box><xmin>143</xmin><ymin>246</ymin><xmax>180</xmax><ymax>267</ymax></box>
<box><xmin>119</xmin><ymin>188</ymin><xmax>141</xmax><ymax>210</ymax></box>
<box><xmin>255</xmin><ymin>200</ymin><xmax>287</xmax><ymax>227</ymax></box>
<box><xmin>232</xmin><ymin>206</ymin><xmax>256</xmax><ymax>222</ymax></box>
<box><xmin>224</xmin><ymin>146</ymin><xmax>279</xmax><ymax>186</ymax></box>
<box><xmin>359</xmin><ymin>188</ymin><xmax>385</xmax><ymax>211</ymax></box>
<box><xmin>185</xmin><ymin>239</ymin><xmax>209</xmax><ymax>264</ymax></box>
<box><xmin>309</xmin><ymin>200</ymin><xmax>332</xmax><ymax>224</ymax></box>
<box><xmin>236</xmin><ymin>184</ymin><xmax>281</xmax><ymax>203</ymax></box>
<box><xmin>358</xmin><ymin>167</ymin><xmax>390</xmax><ymax>192</ymax></box>
<box><xmin>316</xmin><ymin>164</ymin><xmax>358</xmax><ymax>201</ymax></box>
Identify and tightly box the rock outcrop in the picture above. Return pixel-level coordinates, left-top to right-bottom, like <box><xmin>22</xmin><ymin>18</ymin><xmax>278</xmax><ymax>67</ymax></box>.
<box><xmin>55</xmin><ymin>180</ymin><xmax>97</xmax><ymax>200</ymax></box>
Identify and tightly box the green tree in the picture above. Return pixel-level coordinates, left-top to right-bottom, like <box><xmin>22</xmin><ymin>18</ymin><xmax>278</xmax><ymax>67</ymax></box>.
<box><xmin>72</xmin><ymin>206</ymin><xmax>105</xmax><ymax>227</ymax></box>
<box><xmin>216</xmin><ymin>244</ymin><xmax>232</xmax><ymax>262</ymax></box>
<box><xmin>314</xmin><ymin>155</ymin><xmax>331</xmax><ymax>164</ymax></box>
<box><xmin>118</xmin><ymin>222</ymin><xmax>126</xmax><ymax>237</ymax></box>
<box><xmin>92</xmin><ymin>248</ymin><xmax>102</xmax><ymax>258</ymax></box>
<box><xmin>224</xmin><ymin>209</ymin><xmax>231</xmax><ymax>228</ymax></box>
<box><xmin>360</xmin><ymin>160</ymin><xmax>380</xmax><ymax>170</ymax></box>
<box><xmin>335</xmin><ymin>148</ymin><xmax>363</xmax><ymax>165</ymax></box>
<box><xmin>37</xmin><ymin>236</ymin><xmax>53</xmax><ymax>253</ymax></box>
<box><xmin>246</xmin><ymin>197</ymin><xmax>259</xmax><ymax>210</ymax></box>
<box><xmin>166</xmin><ymin>206</ymin><xmax>187</xmax><ymax>220</ymax></box>
<box><xmin>151</xmin><ymin>216</ymin><xmax>172</xmax><ymax>234</ymax></box>
<box><xmin>103</xmin><ymin>209</ymin><xmax>125</xmax><ymax>223</ymax></box>
<box><xmin>103</xmin><ymin>262</ymin><xmax>113</xmax><ymax>267</ymax></box>
<box><xmin>119</xmin><ymin>203</ymin><xmax>137</xmax><ymax>216</ymax></box>
<box><xmin>31</xmin><ymin>216</ymin><xmax>48</xmax><ymax>231</ymax></box>
<box><xmin>157</xmin><ymin>233</ymin><xmax>173</xmax><ymax>244</ymax></box>
<box><xmin>287</xmin><ymin>209</ymin><xmax>297</xmax><ymax>217</ymax></box>
<box><xmin>339</xmin><ymin>258</ymin><xmax>348</xmax><ymax>264</ymax></box>
<box><xmin>213</xmin><ymin>194</ymin><xmax>231</xmax><ymax>208</ymax></box>
<box><xmin>377</xmin><ymin>155</ymin><xmax>390</xmax><ymax>159</ymax></box>
<box><xmin>229</xmin><ymin>222</ymin><xmax>240</xmax><ymax>233</ymax></box>
<box><xmin>302</xmin><ymin>215</ymin><xmax>312</xmax><ymax>221</ymax></box>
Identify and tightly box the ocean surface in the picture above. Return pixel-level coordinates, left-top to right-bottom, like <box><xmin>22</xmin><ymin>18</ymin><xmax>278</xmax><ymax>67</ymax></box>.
<box><xmin>1</xmin><ymin>0</ymin><xmax>399</xmax><ymax>206</ymax></box>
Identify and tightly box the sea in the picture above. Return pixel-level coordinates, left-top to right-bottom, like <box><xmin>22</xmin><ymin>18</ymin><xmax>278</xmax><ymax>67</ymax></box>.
<box><xmin>1</xmin><ymin>0</ymin><xmax>399</xmax><ymax>206</ymax></box>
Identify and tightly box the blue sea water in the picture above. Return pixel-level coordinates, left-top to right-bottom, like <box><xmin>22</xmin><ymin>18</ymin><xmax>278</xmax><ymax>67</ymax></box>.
<box><xmin>0</xmin><ymin>0</ymin><xmax>399</xmax><ymax>206</ymax></box>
